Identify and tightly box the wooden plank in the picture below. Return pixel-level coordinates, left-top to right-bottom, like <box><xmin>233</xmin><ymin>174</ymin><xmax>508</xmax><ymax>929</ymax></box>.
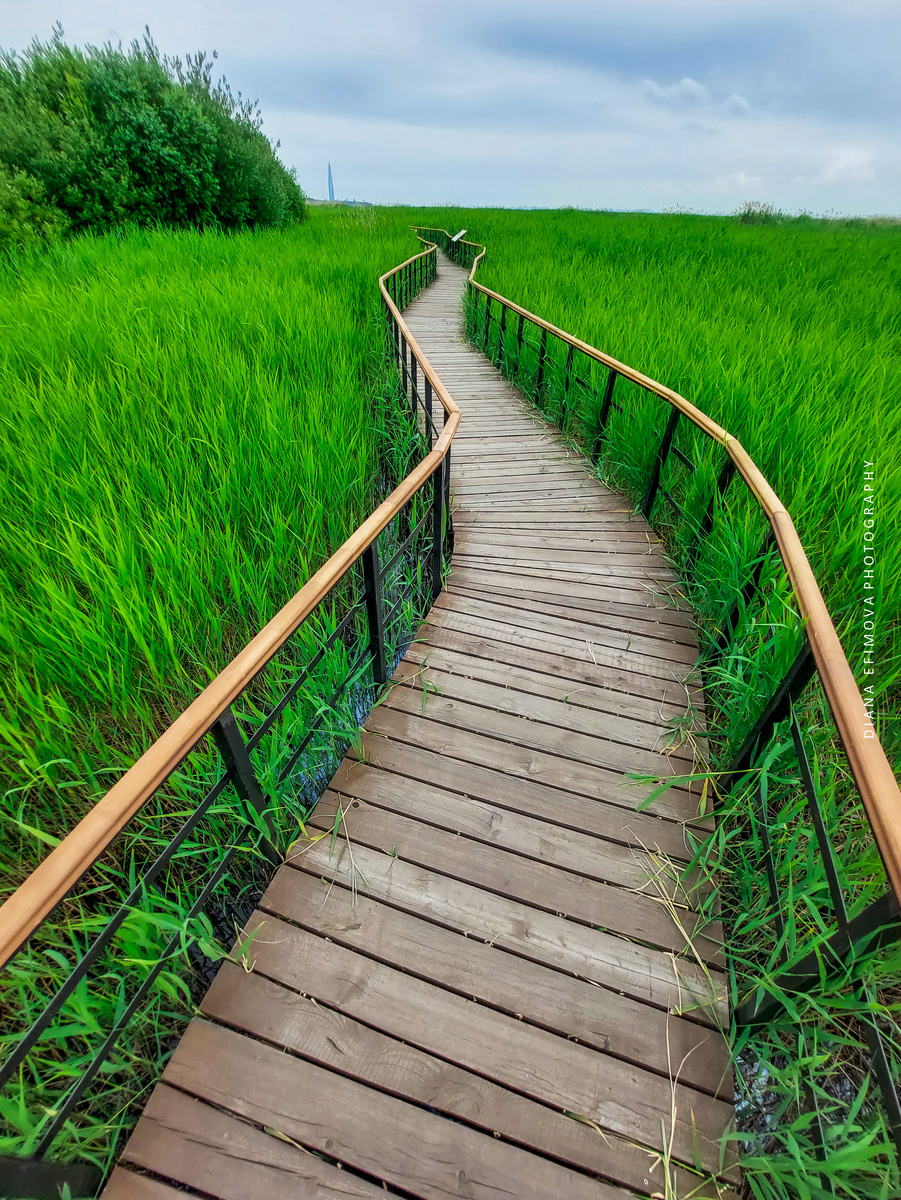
<box><xmin>363</xmin><ymin>705</ymin><xmax>708</xmax><ymax>824</ymax></box>
<box><xmin>433</xmin><ymin>590</ymin><xmax>698</xmax><ymax>665</ymax></box>
<box><xmin>393</xmin><ymin>651</ymin><xmax>697</xmax><ymax>755</ymax></box>
<box><xmin>450</xmin><ymin>552</ymin><xmax>684</xmax><ymax>586</ymax></box>
<box><xmin>305</xmin><ymin>792</ymin><xmax>721</xmax><ymax>959</ymax></box>
<box><xmin>121</xmin><ymin>1084</ymin><xmax>383</xmax><ymax>1198</ymax></box>
<box><xmin>452</xmin><ymin>543</ymin><xmax>676</xmax><ymax>575</ymax></box>
<box><xmin>423</xmin><ymin>608</ymin><xmax>699</xmax><ymax>702</ymax></box>
<box><xmin>455</xmin><ymin>525</ymin><xmax>661</xmax><ymax>548</ymax></box>
<box><xmin>346</xmin><ymin>731</ymin><xmax>700</xmax><ymax>858</ymax></box>
<box><xmin>455</xmin><ymin>519</ymin><xmax>664</xmax><ymax>540</ymax></box>
<box><xmin>447</xmin><ymin>579</ymin><xmax>697</xmax><ymax>642</ymax></box>
<box><xmin>200</xmin><ymin>964</ymin><xmax>717</xmax><ymax>1198</ymax></box>
<box><xmin>290</xmin><ymin>835</ymin><xmax>727</xmax><ymax>1024</ymax></box>
<box><xmin>164</xmin><ymin>1021</ymin><xmax>633</xmax><ymax>1200</ymax></box>
<box><xmin>260</xmin><ymin>867</ymin><xmax>731</xmax><ymax>1098</ymax></box>
<box><xmin>383</xmin><ymin>666</ymin><xmax>695</xmax><ymax>778</ymax></box>
<box><xmin>102</xmin><ymin>1170</ymin><xmax>187</xmax><ymax>1200</ymax></box>
<box><xmin>223</xmin><ymin>913</ymin><xmax>732</xmax><ymax>1171</ymax></box>
<box><xmin>448</xmin><ymin>563</ymin><xmax>695</xmax><ymax>620</ymax></box>
<box><xmin>321</xmin><ymin>762</ymin><xmax>693</xmax><ymax>888</ymax></box>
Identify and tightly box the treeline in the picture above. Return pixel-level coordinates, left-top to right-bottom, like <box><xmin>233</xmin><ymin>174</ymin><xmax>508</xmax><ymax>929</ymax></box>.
<box><xmin>0</xmin><ymin>28</ymin><xmax>305</xmax><ymax>251</ymax></box>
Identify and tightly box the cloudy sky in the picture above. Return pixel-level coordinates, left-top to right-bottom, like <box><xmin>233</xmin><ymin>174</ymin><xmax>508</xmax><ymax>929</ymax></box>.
<box><xmin>2</xmin><ymin>0</ymin><xmax>898</xmax><ymax>215</ymax></box>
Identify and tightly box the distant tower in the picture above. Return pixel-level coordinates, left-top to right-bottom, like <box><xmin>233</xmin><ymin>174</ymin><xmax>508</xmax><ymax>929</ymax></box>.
<box><xmin>328</xmin><ymin>163</ymin><xmax>335</xmax><ymax>202</ymax></box>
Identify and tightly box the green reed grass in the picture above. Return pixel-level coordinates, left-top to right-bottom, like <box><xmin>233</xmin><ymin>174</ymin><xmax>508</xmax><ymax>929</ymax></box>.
<box><xmin>0</xmin><ymin>207</ymin><xmax>435</xmax><ymax>1175</ymax></box>
<box><xmin>405</xmin><ymin>206</ymin><xmax>900</xmax><ymax>704</ymax></box>
<box><xmin>427</xmin><ymin>207</ymin><xmax>901</xmax><ymax>1199</ymax></box>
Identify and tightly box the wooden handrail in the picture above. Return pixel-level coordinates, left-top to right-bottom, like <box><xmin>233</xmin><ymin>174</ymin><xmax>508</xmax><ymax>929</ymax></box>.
<box><xmin>414</xmin><ymin>224</ymin><xmax>901</xmax><ymax>903</ymax></box>
<box><xmin>0</xmin><ymin>241</ymin><xmax>459</xmax><ymax>970</ymax></box>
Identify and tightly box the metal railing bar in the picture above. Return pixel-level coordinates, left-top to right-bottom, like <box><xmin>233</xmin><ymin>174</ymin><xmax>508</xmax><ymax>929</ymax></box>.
<box><xmin>726</xmin><ymin>642</ymin><xmax>817</xmax><ymax>781</ymax></box>
<box><xmin>859</xmin><ymin>981</ymin><xmax>901</xmax><ymax>1158</ymax></box>
<box><xmin>790</xmin><ymin>707</ymin><xmax>848</xmax><ymax>921</ymax></box>
<box><xmin>735</xmin><ymin>892</ymin><xmax>901</xmax><ymax>1026</ymax></box>
<box><xmin>275</xmin><ymin>643</ymin><xmax>372</xmax><ymax>787</ymax></box>
<box><xmin>642</xmin><ymin>407</ymin><xmax>681</xmax><ymax>518</ymax></box>
<box><xmin>34</xmin><ymin>846</ymin><xmax>239</xmax><ymax>1157</ymax></box>
<box><xmin>379</xmin><ymin>499</ymin><xmax>435</xmax><ymax>581</ymax></box>
<box><xmin>0</xmin><ymin>766</ymin><xmax>233</xmax><ymax>1092</ymax></box>
<box><xmin>212</xmin><ymin>708</ymin><xmax>280</xmax><ymax>863</ymax></box>
<box><xmin>245</xmin><ymin>596</ymin><xmax>367</xmax><ymax>752</ymax></box>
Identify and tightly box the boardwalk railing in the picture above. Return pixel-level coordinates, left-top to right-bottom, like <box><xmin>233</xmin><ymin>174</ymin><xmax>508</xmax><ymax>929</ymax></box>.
<box><xmin>0</xmin><ymin>239</ymin><xmax>457</xmax><ymax>1198</ymax></box>
<box><xmin>417</xmin><ymin>225</ymin><xmax>901</xmax><ymax>1160</ymax></box>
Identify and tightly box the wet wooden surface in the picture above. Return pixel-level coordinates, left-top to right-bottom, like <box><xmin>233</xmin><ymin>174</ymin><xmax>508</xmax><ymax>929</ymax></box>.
<box><xmin>108</xmin><ymin>255</ymin><xmax>735</xmax><ymax>1199</ymax></box>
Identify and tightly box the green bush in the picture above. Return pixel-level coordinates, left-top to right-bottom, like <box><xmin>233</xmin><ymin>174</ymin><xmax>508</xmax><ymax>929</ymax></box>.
<box><xmin>0</xmin><ymin>27</ymin><xmax>305</xmax><ymax>238</ymax></box>
<box><xmin>0</xmin><ymin>164</ymin><xmax>67</xmax><ymax>252</ymax></box>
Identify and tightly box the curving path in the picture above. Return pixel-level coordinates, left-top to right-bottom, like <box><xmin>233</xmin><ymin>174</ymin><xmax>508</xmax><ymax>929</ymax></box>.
<box><xmin>103</xmin><ymin>254</ymin><xmax>736</xmax><ymax>1199</ymax></box>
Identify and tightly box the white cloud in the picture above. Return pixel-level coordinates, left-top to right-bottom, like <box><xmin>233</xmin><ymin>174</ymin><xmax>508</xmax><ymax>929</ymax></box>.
<box><xmin>724</xmin><ymin>92</ymin><xmax>752</xmax><ymax>116</ymax></box>
<box><xmin>711</xmin><ymin>170</ymin><xmax>764</xmax><ymax>192</ymax></box>
<box><xmin>815</xmin><ymin>147</ymin><xmax>875</xmax><ymax>184</ymax></box>
<box><xmin>643</xmin><ymin>77</ymin><xmax>710</xmax><ymax>107</ymax></box>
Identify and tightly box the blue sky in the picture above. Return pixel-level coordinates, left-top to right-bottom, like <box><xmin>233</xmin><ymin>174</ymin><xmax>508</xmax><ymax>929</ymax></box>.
<box><xmin>2</xmin><ymin>0</ymin><xmax>898</xmax><ymax>215</ymax></box>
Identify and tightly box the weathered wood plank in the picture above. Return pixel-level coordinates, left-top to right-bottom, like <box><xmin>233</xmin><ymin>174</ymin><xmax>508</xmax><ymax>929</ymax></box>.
<box><xmin>260</xmin><ymin>866</ymin><xmax>729</xmax><ymax>1098</ymax></box>
<box><xmin>121</xmin><ymin>1084</ymin><xmax>383</xmax><ymax>1198</ymax></box>
<box><xmin>422</xmin><ymin>608</ymin><xmax>699</xmax><ymax>701</ymax></box>
<box><xmin>165</xmin><ymin>1021</ymin><xmax>638</xmax><ymax>1200</ymax></box>
<box><xmin>102</xmin><ymin>1170</ymin><xmax>187</xmax><ymax>1200</ymax></box>
<box><xmin>289</xmin><ymin>836</ymin><xmax>728</xmax><ymax>1025</ymax></box>
<box><xmin>223</xmin><ymin>912</ymin><xmax>731</xmax><ymax>1170</ymax></box>
<box><xmin>392</xmin><ymin>654</ymin><xmax>695</xmax><ymax>757</ymax></box>
<box><xmin>305</xmin><ymin>792</ymin><xmax>722</xmax><ymax>959</ymax></box>
<box><xmin>201</xmin><ymin>964</ymin><xmax>719</xmax><ymax>1196</ymax></box>
<box><xmin>433</xmin><ymin>590</ymin><xmax>698</xmax><ymax>665</ymax></box>
<box><xmin>446</xmin><ymin>580</ymin><xmax>697</xmax><ymax>644</ymax></box>
<box><xmin>346</xmin><ymin>731</ymin><xmax>700</xmax><ymax>857</ymax></box>
<box><xmin>363</xmin><ymin>704</ymin><xmax>708</xmax><ymax>823</ymax></box>
<box><xmin>382</xmin><ymin>666</ymin><xmax>694</xmax><ymax>776</ymax></box>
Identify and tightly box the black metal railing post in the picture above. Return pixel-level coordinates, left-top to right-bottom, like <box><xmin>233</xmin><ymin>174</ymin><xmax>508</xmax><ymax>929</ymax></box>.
<box><xmin>726</xmin><ymin>642</ymin><xmax>816</xmax><ymax>781</ymax></box>
<box><xmin>515</xmin><ymin>312</ymin><xmax>525</xmax><ymax>380</ymax></box>
<box><xmin>641</xmin><ymin>407</ymin><xmax>681</xmax><ymax>518</ymax></box>
<box><xmin>535</xmin><ymin>327</ymin><xmax>548</xmax><ymax>399</ymax></box>
<box><xmin>592</xmin><ymin>368</ymin><xmax>618</xmax><ymax>463</ymax></box>
<box><xmin>431</xmin><ymin>460</ymin><xmax>445</xmax><ymax>601</ymax></box>
<box><xmin>687</xmin><ymin>458</ymin><xmax>738</xmax><ymax>571</ymax></box>
<box><xmin>425</xmin><ymin>377</ymin><xmax>433</xmax><ymax>447</ymax></box>
<box><xmin>561</xmin><ymin>342</ymin><xmax>575</xmax><ymax>424</ymax></box>
<box><xmin>0</xmin><ymin>1156</ymin><xmax>100</xmax><ymax>1200</ymax></box>
<box><xmin>212</xmin><ymin>707</ymin><xmax>280</xmax><ymax>862</ymax></box>
<box><xmin>362</xmin><ymin>541</ymin><xmax>387</xmax><ymax>686</ymax></box>
<box><xmin>444</xmin><ymin>446</ymin><xmax>454</xmax><ymax>552</ymax></box>
<box><xmin>483</xmin><ymin>295</ymin><xmax>492</xmax><ymax>348</ymax></box>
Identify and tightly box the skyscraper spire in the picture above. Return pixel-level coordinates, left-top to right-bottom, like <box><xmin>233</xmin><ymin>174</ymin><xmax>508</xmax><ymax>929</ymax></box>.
<box><xmin>328</xmin><ymin>163</ymin><xmax>335</xmax><ymax>203</ymax></box>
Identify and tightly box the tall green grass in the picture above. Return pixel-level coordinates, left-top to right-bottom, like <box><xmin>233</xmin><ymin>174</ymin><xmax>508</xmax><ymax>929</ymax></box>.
<box><xmin>0</xmin><ymin>207</ymin><xmax>431</xmax><ymax>1174</ymax></box>
<box><xmin>0</xmin><ymin>208</ymin><xmax>418</xmax><ymax>863</ymax></box>
<box><xmin>416</xmin><ymin>207</ymin><xmax>900</xmax><ymax>1199</ymax></box>
<box><xmin>406</xmin><ymin>207</ymin><xmax>900</xmax><ymax>695</ymax></box>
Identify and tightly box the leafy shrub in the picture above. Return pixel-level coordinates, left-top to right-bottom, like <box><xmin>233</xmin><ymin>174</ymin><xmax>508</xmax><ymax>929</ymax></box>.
<box><xmin>0</xmin><ymin>164</ymin><xmax>67</xmax><ymax>252</ymax></box>
<box><xmin>0</xmin><ymin>27</ymin><xmax>305</xmax><ymax>238</ymax></box>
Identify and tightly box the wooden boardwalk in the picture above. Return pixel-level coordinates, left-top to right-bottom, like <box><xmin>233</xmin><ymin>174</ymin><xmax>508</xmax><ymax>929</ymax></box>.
<box><xmin>104</xmin><ymin>256</ymin><xmax>735</xmax><ymax>1199</ymax></box>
